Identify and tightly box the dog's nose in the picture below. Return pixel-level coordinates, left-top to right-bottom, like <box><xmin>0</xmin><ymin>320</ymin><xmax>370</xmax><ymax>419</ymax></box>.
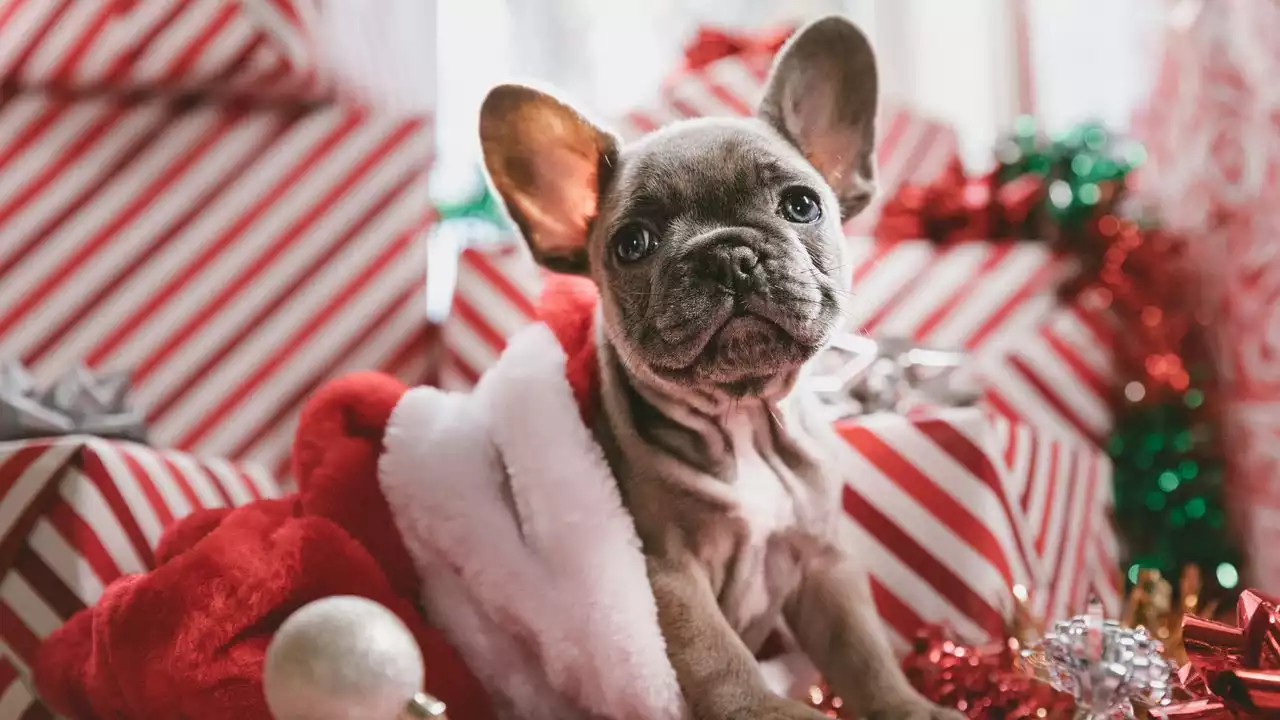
<box><xmin>710</xmin><ymin>245</ymin><xmax>761</xmax><ymax>293</ymax></box>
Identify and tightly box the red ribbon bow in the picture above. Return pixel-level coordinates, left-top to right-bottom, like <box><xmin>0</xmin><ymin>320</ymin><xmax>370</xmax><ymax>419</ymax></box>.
<box><xmin>873</xmin><ymin>159</ymin><xmax>1045</xmax><ymax>244</ymax></box>
<box><xmin>680</xmin><ymin>26</ymin><xmax>794</xmax><ymax>72</ymax></box>
<box><xmin>1157</xmin><ymin>590</ymin><xmax>1280</xmax><ymax>719</ymax></box>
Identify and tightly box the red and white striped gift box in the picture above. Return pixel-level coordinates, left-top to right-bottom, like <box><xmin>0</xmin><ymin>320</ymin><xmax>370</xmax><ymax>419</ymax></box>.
<box><xmin>0</xmin><ymin>436</ymin><xmax>279</xmax><ymax>694</ymax></box>
<box><xmin>615</xmin><ymin>47</ymin><xmax>960</xmax><ymax>233</ymax></box>
<box><xmin>842</xmin><ymin>238</ymin><xmax>1116</xmax><ymax>443</ymax></box>
<box><xmin>833</xmin><ymin>409</ymin><xmax>1118</xmax><ymax>648</ymax></box>
<box><xmin>0</xmin><ymin>92</ymin><xmax>437</xmax><ymax>484</ymax></box>
<box><xmin>0</xmin><ymin>0</ymin><xmax>330</xmax><ymax>100</ymax></box>
<box><xmin>0</xmin><ymin>655</ymin><xmax>49</xmax><ymax>720</ymax></box>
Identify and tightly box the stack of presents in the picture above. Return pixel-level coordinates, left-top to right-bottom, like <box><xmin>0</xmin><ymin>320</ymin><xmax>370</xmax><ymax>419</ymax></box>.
<box><xmin>0</xmin><ymin>5</ymin><xmax>1121</xmax><ymax>714</ymax></box>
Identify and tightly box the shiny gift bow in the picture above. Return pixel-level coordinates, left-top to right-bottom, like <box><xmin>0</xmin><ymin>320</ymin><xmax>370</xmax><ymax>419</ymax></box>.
<box><xmin>1155</xmin><ymin>590</ymin><xmax>1280</xmax><ymax>719</ymax></box>
<box><xmin>0</xmin><ymin>361</ymin><xmax>148</xmax><ymax>443</ymax></box>
<box><xmin>809</xmin><ymin>334</ymin><xmax>980</xmax><ymax>418</ymax></box>
<box><xmin>1025</xmin><ymin>599</ymin><xmax>1173</xmax><ymax>720</ymax></box>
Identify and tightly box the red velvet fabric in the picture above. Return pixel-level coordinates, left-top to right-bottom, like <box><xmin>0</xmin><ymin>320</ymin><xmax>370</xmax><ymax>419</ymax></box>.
<box><xmin>34</xmin><ymin>278</ymin><xmax>602</xmax><ymax>720</ymax></box>
<box><xmin>34</xmin><ymin>376</ymin><xmax>496</xmax><ymax>719</ymax></box>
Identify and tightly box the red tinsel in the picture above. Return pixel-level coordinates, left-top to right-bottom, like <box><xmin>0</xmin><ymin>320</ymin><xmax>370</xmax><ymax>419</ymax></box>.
<box><xmin>1156</xmin><ymin>589</ymin><xmax>1280</xmax><ymax>719</ymax></box>
<box><xmin>1061</xmin><ymin>216</ymin><xmax>1214</xmax><ymax>407</ymax></box>
<box><xmin>875</xmin><ymin>159</ymin><xmax>1044</xmax><ymax>243</ymax></box>
<box><xmin>805</xmin><ymin>626</ymin><xmax>1076</xmax><ymax>719</ymax></box>
<box><xmin>872</xmin><ymin>160</ymin><xmax>1212</xmax><ymax>410</ymax></box>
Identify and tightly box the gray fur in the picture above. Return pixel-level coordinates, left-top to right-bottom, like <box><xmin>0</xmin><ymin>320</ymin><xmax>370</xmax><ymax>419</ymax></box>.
<box><xmin>480</xmin><ymin>16</ymin><xmax>966</xmax><ymax>720</ymax></box>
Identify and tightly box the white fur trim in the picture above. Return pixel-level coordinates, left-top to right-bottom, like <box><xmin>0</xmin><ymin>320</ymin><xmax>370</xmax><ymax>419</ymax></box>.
<box><xmin>379</xmin><ymin>324</ymin><xmax>685</xmax><ymax>720</ymax></box>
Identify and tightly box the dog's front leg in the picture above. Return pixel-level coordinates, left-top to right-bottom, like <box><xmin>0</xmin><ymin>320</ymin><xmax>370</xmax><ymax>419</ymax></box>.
<box><xmin>783</xmin><ymin>544</ymin><xmax>964</xmax><ymax>720</ymax></box>
<box><xmin>647</xmin><ymin>554</ymin><xmax>826</xmax><ymax>720</ymax></box>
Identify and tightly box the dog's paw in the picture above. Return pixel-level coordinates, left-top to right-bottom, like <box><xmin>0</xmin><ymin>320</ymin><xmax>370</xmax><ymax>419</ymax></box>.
<box><xmin>865</xmin><ymin>699</ymin><xmax>966</xmax><ymax>720</ymax></box>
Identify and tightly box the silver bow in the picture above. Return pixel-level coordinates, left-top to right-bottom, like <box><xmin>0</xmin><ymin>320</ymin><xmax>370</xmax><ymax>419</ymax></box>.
<box><xmin>809</xmin><ymin>334</ymin><xmax>980</xmax><ymax>418</ymax></box>
<box><xmin>0</xmin><ymin>361</ymin><xmax>149</xmax><ymax>443</ymax></box>
<box><xmin>1025</xmin><ymin>599</ymin><xmax>1173</xmax><ymax>720</ymax></box>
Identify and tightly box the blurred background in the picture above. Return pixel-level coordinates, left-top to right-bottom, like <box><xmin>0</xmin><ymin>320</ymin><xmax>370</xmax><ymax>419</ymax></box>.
<box><xmin>435</xmin><ymin>0</ymin><xmax>1165</xmax><ymax>185</ymax></box>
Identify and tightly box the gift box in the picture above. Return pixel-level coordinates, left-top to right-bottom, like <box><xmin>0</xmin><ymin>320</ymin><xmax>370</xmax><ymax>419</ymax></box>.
<box><xmin>840</xmin><ymin>237</ymin><xmax>1116</xmax><ymax>443</ymax></box>
<box><xmin>830</xmin><ymin>408</ymin><xmax>1117</xmax><ymax>648</ymax></box>
<box><xmin>0</xmin><ymin>0</ymin><xmax>437</xmax><ymax>484</ymax></box>
<box><xmin>0</xmin><ymin>436</ymin><xmax>279</xmax><ymax>694</ymax></box>
<box><xmin>1132</xmin><ymin>0</ymin><xmax>1280</xmax><ymax>590</ymax></box>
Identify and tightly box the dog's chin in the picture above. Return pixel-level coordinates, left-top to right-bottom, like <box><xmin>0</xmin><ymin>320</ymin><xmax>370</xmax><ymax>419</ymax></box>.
<box><xmin>651</xmin><ymin>313</ymin><xmax>821</xmax><ymax>397</ymax></box>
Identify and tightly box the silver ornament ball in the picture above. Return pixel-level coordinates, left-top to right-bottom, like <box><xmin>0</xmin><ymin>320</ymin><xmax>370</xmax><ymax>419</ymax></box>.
<box><xmin>264</xmin><ymin>596</ymin><xmax>425</xmax><ymax>720</ymax></box>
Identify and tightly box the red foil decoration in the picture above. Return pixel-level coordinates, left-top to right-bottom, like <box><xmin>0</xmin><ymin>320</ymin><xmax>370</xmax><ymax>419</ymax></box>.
<box><xmin>810</xmin><ymin>626</ymin><xmax>1078</xmax><ymax>719</ymax></box>
<box><xmin>1156</xmin><ymin>589</ymin><xmax>1280</xmax><ymax>718</ymax></box>
<box><xmin>874</xmin><ymin>159</ymin><xmax>1045</xmax><ymax>244</ymax></box>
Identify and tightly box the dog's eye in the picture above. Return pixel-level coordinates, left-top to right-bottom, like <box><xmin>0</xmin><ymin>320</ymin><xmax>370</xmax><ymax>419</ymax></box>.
<box><xmin>779</xmin><ymin>188</ymin><xmax>822</xmax><ymax>224</ymax></box>
<box><xmin>613</xmin><ymin>224</ymin><xmax>657</xmax><ymax>263</ymax></box>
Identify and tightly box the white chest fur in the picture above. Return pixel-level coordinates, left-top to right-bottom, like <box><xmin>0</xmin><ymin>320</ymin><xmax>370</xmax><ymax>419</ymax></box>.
<box><xmin>722</xmin><ymin>412</ymin><xmax>800</xmax><ymax>627</ymax></box>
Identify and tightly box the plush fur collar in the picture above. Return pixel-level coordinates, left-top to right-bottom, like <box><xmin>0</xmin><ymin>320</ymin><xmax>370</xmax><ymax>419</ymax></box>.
<box><xmin>377</xmin><ymin>299</ymin><xmax>684</xmax><ymax>720</ymax></box>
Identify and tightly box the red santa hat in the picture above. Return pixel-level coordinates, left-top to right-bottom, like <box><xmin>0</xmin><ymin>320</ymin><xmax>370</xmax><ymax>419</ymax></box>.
<box><xmin>34</xmin><ymin>273</ymin><xmax>684</xmax><ymax>720</ymax></box>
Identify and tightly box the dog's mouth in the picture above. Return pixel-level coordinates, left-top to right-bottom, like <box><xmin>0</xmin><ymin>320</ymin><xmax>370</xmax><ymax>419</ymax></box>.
<box><xmin>655</xmin><ymin>306</ymin><xmax>812</xmax><ymax>389</ymax></box>
<box><xmin>639</xmin><ymin>279</ymin><xmax>838</xmax><ymax>393</ymax></box>
<box><xmin>714</xmin><ymin>308</ymin><xmax>781</xmax><ymax>340</ymax></box>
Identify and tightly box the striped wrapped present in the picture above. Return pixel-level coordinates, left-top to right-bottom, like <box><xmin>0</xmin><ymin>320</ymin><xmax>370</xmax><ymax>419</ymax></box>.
<box><xmin>842</xmin><ymin>238</ymin><xmax>1116</xmax><ymax>443</ymax></box>
<box><xmin>0</xmin><ymin>655</ymin><xmax>48</xmax><ymax>720</ymax></box>
<box><xmin>0</xmin><ymin>1</ymin><xmax>437</xmax><ymax>484</ymax></box>
<box><xmin>833</xmin><ymin>409</ymin><xmax>1117</xmax><ymax>648</ymax></box>
<box><xmin>0</xmin><ymin>436</ymin><xmax>279</xmax><ymax>699</ymax></box>
<box><xmin>0</xmin><ymin>95</ymin><xmax>436</xmax><ymax>484</ymax></box>
<box><xmin>0</xmin><ymin>0</ymin><xmax>331</xmax><ymax>100</ymax></box>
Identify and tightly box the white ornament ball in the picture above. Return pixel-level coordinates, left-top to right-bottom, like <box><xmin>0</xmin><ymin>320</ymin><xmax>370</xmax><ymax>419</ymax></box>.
<box><xmin>264</xmin><ymin>596</ymin><xmax>424</xmax><ymax>720</ymax></box>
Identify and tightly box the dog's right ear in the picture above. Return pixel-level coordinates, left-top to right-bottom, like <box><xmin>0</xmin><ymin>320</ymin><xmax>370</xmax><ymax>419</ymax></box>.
<box><xmin>480</xmin><ymin>85</ymin><xmax>618</xmax><ymax>275</ymax></box>
<box><xmin>758</xmin><ymin>17</ymin><xmax>879</xmax><ymax>220</ymax></box>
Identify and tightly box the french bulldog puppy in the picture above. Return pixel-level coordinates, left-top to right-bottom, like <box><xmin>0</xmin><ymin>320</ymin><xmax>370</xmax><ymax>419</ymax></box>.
<box><xmin>479</xmin><ymin>15</ymin><xmax>964</xmax><ymax>720</ymax></box>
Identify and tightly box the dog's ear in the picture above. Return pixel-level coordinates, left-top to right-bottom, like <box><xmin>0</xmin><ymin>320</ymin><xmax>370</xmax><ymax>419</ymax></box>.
<box><xmin>758</xmin><ymin>16</ymin><xmax>878</xmax><ymax>219</ymax></box>
<box><xmin>480</xmin><ymin>84</ymin><xmax>618</xmax><ymax>275</ymax></box>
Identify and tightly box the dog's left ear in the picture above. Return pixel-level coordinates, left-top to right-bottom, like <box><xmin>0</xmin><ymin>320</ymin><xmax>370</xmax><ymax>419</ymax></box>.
<box><xmin>758</xmin><ymin>16</ymin><xmax>878</xmax><ymax>219</ymax></box>
<box><xmin>480</xmin><ymin>84</ymin><xmax>618</xmax><ymax>275</ymax></box>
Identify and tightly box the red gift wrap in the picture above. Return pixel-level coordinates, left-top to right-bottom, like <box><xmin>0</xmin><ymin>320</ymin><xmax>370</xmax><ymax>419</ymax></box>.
<box><xmin>1157</xmin><ymin>589</ymin><xmax>1280</xmax><ymax>718</ymax></box>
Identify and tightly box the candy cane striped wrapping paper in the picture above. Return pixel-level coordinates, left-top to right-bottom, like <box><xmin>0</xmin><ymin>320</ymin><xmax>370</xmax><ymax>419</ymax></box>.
<box><xmin>0</xmin><ymin>436</ymin><xmax>279</xmax><ymax>696</ymax></box>
<box><xmin>0</xmin><ymin>0</ymin><xmax>331</xmax><ymax>101</ymax></box>
<box><xmin>440</xmin><ymin>245</ymin><xmax>1119</xmax><ymax>643</ymax></box>
<box><xmin>834</xmin><ymin>409</ymin><xmax>1118</xmax><ymax>647</ymax></box>
<box><xmin>841</xmin><ymin>239</ymin><xmax>1116</xmax><ymax>444</ymax></box>
<box><xmin>0</xmin><ymin>92</ymin><xmax>438</xmax><ymax>485</ymax></box>
<box><xmin>0</xmin><ymin>655</ymin><xmax>48</xmax><ymax>720</ymax></box>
